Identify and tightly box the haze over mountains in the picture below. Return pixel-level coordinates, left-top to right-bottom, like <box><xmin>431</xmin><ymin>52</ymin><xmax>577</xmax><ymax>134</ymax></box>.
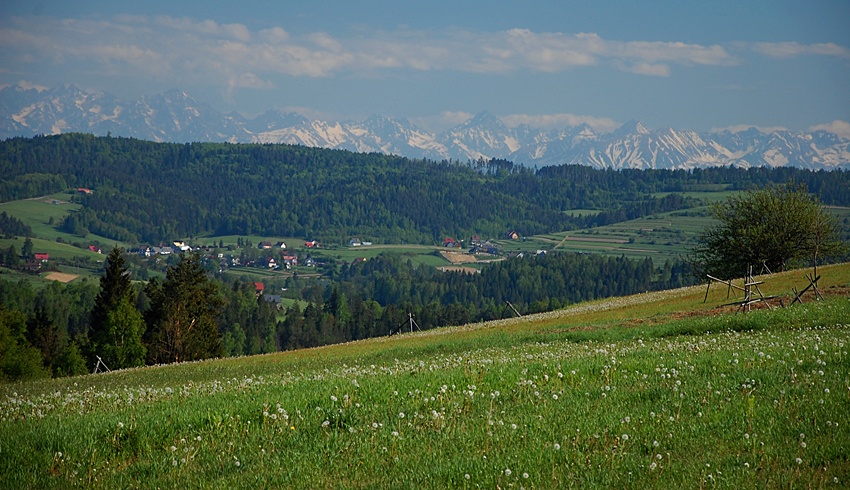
<box><xmin>2</xmin><ymin>83</ymin><xmax>848</xmax><ymax>171</ymax></box>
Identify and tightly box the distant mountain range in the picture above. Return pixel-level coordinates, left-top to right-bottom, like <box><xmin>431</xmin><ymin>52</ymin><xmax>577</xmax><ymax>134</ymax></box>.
<box><xmin>2</xmin><ymin>83</ymin><xmax>848</xmax><ymax>170</ymax></box>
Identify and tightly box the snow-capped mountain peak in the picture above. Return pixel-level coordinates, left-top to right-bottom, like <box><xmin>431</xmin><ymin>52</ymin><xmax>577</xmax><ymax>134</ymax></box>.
<box><xmin>1</xmin><ymin>85</ymin><xmax>847</xmax><ymax>170</ymax></box>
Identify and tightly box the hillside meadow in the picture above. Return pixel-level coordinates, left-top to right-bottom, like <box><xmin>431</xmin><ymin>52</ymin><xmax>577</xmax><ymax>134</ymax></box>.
<box><xmin>1</xmin><ymin>263</ymin><xmax>849</xmax><ymax>488</ymax></box>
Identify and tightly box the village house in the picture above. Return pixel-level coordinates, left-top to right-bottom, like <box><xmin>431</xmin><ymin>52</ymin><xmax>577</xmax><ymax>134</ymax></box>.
<box><xmin>469</xmin><ymin>241</ymin><xmax>499</xmax><ymax>255</ymax></box>
<box><xmin>258</xmin><ymin>257</ymin><xmax>277</xmax><ymax>269</ymax></box>
<box><xmin>263</xmin><ymin>294</ymin><xmax>283</xmax><ymax>310</ymax></box>
<box><xmin>443</xmin><ymin>237</ymin><xmax>462</xmax><ymax>248</ymax></box>
<box><xmin>282</xmin><ymin>254</ymin><xmax>298</xmax><ymax>269</ymax></box>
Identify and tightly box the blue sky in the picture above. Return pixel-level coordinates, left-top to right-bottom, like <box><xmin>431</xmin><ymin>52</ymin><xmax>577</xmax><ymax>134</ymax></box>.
<box><xmin>1</xmin><ymin>1</ymin><xmax>848</xmax><ymax>135</ymax></box>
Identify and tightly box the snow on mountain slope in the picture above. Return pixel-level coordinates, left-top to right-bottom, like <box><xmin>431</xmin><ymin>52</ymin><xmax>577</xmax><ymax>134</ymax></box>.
<box><xmin>1</xmin><ymin>84</ymin><xmax>848</xmax><ymax>170</ymax></box>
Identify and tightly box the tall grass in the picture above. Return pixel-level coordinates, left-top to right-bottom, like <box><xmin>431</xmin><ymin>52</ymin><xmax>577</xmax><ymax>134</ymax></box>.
<box><xmin>1</xmin><ymin>286</ymin><xmax>848</xmax><ymax>488</ymax></box>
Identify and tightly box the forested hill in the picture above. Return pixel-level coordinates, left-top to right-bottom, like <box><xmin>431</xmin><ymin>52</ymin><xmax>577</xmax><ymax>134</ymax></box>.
<box><xmin>1</xmin><ymin>134</ymin><xmax>849</xmax><ymax>245</ymax></box>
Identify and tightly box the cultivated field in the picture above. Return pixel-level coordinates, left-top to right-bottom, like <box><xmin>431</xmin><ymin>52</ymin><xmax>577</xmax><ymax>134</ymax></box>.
<box><xmin>1</xmin><ymin>263</ymin><xmax>848</xmax><ymax>488</ymax></box>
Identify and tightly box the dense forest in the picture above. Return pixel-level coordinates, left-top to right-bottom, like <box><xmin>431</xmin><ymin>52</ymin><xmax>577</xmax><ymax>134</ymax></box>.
<box><xmin>1</xmin><ymin>247</ymin><xmax>690</xmax><ymax>381</ymax></box>
<box><xmin>2</xmin><ymin>134</ymin><xmax>849</xmax><ymax>245</ymax></box>
<box><xmin>273</xmin><ymin>251</ymin><xmax>690</xmax><ymax>350</ymax></box>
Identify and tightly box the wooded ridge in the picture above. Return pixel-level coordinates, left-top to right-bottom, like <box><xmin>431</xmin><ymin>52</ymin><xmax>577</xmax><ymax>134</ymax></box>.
<box><xmin>2</xmin><ymin>134</ymin><xmax>849</xmax><ymax>246</ymax></box>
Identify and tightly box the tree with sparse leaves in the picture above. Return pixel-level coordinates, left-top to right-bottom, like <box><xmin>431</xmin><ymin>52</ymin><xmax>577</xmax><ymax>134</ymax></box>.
<box><xmin>143</xmin><ymin>253</ymin><xmax>223</xmax><ymax>364</ymax></box>
<box><xmin>691</xmin><ymin>183</ymin><xmax>846</xmax><ymax>280</ymax></box>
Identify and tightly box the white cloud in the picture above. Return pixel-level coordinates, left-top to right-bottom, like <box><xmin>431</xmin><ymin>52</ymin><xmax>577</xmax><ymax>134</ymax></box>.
<box><xmin>750</xmin><ymin>41</ymin><xmax>850</xmax><ymax>58</ymax></box>
<box><xmin>15</xmin><ymin>80</ymin><xmax>49</xmax><ymax>92</ymax></box>
<box><xmin>228</xmin><ymin>72</ymin><xmax>273</xmax><ymax>90</ymax></box>
<box><xmin>709</xmin><ymin>124</ymin><xmax>789</xmax><ymax>134</ymax></box>
<box><xmin>809</xmin><ymin>120</ymin><xmax>850</xmax><ymax>139</ymax></box>
<box><xmin>0</xmin><ymin>14</ymin><xmax>746</xmax><ymax>85</ymax></box>
<box><xmin>153</xmin><ymin>16</ymin><xmax>251</xmax><ymax>42</ymax></box>
<box><xmin>502</xmin><ymin>113</ymin><xmax>619</xmax><ymax>133</ymax></box>
<box><xmin>259</xmin><ymin>27</ymin><xmax>290</xmax><ymax>44</ymax></box>
<box><xmin>2</xmin><ymin>12</ymin><xmax>845</xmax><ymax>115</ymax></box>
<box><xmin>616</xmin><ymin>61</ymin><xmax>671</xmax><ymax>77</ymax></box>
<box><xmin>411</xmin><ymin>111</ymin><xmax>475</xmax><ymax>132</ymax></box>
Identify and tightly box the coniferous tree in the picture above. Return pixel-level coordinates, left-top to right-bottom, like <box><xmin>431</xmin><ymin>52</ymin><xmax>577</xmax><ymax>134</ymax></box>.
<box><xmin>89</xmin><ymin>247</ymin><xmax>144</xmax><ymax>369</ymax></box>
<box><xmin>21</xmin><ymin>237</ymin><xmax>33</xmax><ymax>260</ymax></box>
<box><xmin>143</xmin><ymin>253</ymin><xmax>224</xmax><ymax>364</ymax></box>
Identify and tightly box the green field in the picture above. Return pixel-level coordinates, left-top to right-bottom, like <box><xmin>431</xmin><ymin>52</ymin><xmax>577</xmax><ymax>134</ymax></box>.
<box><xmin>2</xmin><ymin>194</ymin><xmax>848</xmax><ymax>288</ymax></box>
<box><xmin>0</xmin><ymin>193</ymin><xmax>128</xmax><ymax>284</ymax></box>
<box><xmin>530</xmin><ymin>205</ymin><xmax>850</xmax><ymax>264</ymax></box>
<box><xmin>2</xmin><ymin>263</ymin><xmax>849</xmax><ymax>488</ymax></box>
<box><xmin>526</xmin><ymin>208</ymin><xmax>715</xmax><ymax>263</ymax></box>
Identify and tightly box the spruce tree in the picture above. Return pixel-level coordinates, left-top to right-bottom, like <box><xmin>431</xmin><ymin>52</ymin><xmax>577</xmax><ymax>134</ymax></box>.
<box><xmin>143</xmin><ymin>253</ymin><xmax>224</xmax><ymax>364</ymax></box>
<box><xmin>21</xmin><ymin>237</ymin><xmax>33</xmax><ymax>260</ymax></box>
<box><xmin>89</xmin><ymin>247</ymin><xmax>144</xmax><ymax>369</ymax></box>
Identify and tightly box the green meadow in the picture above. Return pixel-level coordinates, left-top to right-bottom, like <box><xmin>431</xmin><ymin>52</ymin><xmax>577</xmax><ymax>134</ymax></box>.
<box><xmin>2</xmin><ymin>263</ymin><xmax>848</xmax><ymax>488</ymax></box>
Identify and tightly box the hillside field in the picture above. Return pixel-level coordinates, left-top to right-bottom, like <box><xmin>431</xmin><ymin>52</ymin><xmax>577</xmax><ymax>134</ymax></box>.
<box><xmin>1</xmin><ymin>263</ymin><xmax>848</xmax><ymax>488</ymax></box>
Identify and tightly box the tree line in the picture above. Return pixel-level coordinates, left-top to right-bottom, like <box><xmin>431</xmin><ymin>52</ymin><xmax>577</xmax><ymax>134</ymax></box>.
<box><xmin>1</xmin><ymin>246</ymin><xmax>693</xmax><ymax>381</ymax></box>
<box><xmin>2</xmin><ymin>134</ymin><xmax>848</xmax><ymax>247</ymax></box>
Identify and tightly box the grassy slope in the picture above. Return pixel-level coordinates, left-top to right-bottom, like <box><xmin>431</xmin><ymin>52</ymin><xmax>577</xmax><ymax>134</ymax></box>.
<box><xmin>0</xmin><ymin>193</ymin><xmax>122</xmax><ymax>283</ymax></box>
<box><xmin>1</xmin><ymin>263</ymin><xmax>849</xmax><ymax>488</ymax></box>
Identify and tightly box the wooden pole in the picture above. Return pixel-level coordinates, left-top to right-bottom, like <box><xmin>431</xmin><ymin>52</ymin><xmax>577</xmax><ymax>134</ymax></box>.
<box><xmin>505</xmin><ymin>301</ymin><xmax>522</xmax><ymax>318</ymax></box>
